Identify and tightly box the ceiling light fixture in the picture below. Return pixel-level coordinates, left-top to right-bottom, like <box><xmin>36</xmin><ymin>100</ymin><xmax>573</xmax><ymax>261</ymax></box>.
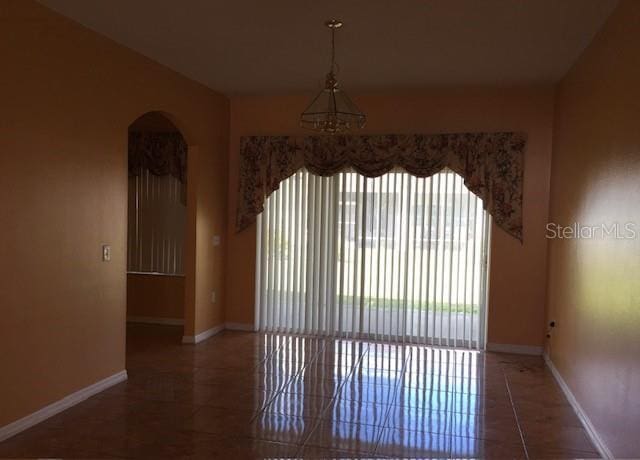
<box><xmin>300</xmin><ymin>19</ymin><xmax>366</xmax><ymax>134</ymax></box>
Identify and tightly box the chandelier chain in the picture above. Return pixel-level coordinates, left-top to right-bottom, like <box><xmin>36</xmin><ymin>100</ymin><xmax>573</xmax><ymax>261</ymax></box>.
<box><xmin>330</xmin><ymin>26</ymin><xmax>336</xmax><ymax>74</ymax></box>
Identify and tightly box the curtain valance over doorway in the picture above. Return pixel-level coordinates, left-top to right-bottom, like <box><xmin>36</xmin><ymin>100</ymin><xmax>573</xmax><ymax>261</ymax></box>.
<box><xmin>236</xmin><ymin>132</ymin><xmax>526</xmax><ymax>241</ymax></box>
<box><xmin>128</xmin><ymin>132</ymin><xmax>188</xmax><ymax>184</ymax></box>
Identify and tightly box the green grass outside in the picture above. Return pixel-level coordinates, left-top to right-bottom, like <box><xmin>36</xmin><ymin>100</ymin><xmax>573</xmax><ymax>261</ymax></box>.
<box><xmin>269</xmin><ymin>291</ymin><xmax>479</xmax><ymax>314</ymax></box>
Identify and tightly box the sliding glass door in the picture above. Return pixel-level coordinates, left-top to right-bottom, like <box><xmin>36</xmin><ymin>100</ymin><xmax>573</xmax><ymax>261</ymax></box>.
<box><xmin>255</xmin><ymin>168</ymin><xmax>490</xmax><ymax>349</ymax></box>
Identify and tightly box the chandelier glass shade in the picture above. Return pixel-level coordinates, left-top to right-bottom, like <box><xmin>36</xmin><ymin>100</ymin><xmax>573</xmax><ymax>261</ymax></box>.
<box><xmin>300</xmin><ymin>20</ymin><xmax>366</xmax><ymax>134</ymax></box>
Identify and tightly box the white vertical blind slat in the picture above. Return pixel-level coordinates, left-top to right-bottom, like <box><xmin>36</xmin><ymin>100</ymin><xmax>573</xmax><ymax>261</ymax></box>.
<box><xmin>402</xmin><ymin>176</ymin><xmax>412</xmax><ymax>343</ymax></box>
<box><xmin>432</xmin><ymin>174</ymin><xmax>441</xmax><ymax>346</ymax></box>
<box><xmin>268</xmin><ymin>191</ymin><xmax>276</xmax><ymax>331</ymax></box>
<box><xmin>359</xmin><ymin>179</ymin><xmax>368</xmax><ymax>339</ymax></box>
<box><xmin>351</xmin><ymin>175</ymin><xmax>361</xmax><ymax>338</ymax></box>
<box><xmin>470</xmin><ymin>194</ymin><xmax>478</xmax><ymax>349</ymax></box>
<box><xmin>303</xmin><ymin>174</ymin><xmax>313</xmax><ymax>334</ymax></box>
<box><xmin>338</xmin><ymin>173</ymin><xmax>346</xmax><ymax>337</ymax></box>
<box><xmin>440</xmin><ymin>172</ymin><xmax>448</xmax><ymax>347</ymax></box>
<box><xmin>447</xmin><ymin>175</ymin><xmax>456</xmax><ymax>347</ymax></box>
<box><xmin>424</xmin><ymin>176</ymin><xmax>433</xmax><ymax>345</ymax></box>
<box><xmin>416</xmin><ymin>178</ymin><xmax>425</xmax><ymax>344</ymax></box>
<box><xmin>318</xmin><ymin>178</ymin><xmax>326</xmax><ymax>334</ymax></box>
<box><xmin>276</xmin><ymin>187</ymin><xmax>283</xmax><ymax>333</ymax></box>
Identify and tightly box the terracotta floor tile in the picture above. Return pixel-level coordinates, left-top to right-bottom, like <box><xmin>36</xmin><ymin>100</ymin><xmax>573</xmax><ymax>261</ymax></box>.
<box><xmin>0</xmin><ymin>425</ymin><xmax>102</xmax><ymax>459</ymax></box>
<box><xmin>449</xmin><ymin>434</ymin><xmax>527</xmax><ymax>459</ymax></box>
<box><xmin>264</xmin><ymin>392</ymin><xmax>333</xmax><ymax>418</ymax></box>
<box><xmin>298</xmin><ymin>444</ymin><xmax>367</xmax><ymax>458</ymax></box>
<box><xmin>399</xmin><ymin>372</ymin><xmax>483</xmax><ymax>393</ymax></box>
<box><xmin>393</xmin><ymin>387</ymin><xmax>455</xmax><ymax>411</ymax></box>
<box><xmin>350</xmin><ymin>366</ymin><xmax>401</xmax><ymax>380</ymax></box>
<box><xmin>171</xmin><ymin>382</ymin><xmax>239</xmax><ymax>406</ymax></box>
<box><xmin>449</xmin><ymin>410</ymin><xmax>522</xmax><ymax>444</ymax></box>
<box><xmin>358</xmin><ymin>357</ymin><xmax>406</xmax><ymax>374</ymax></box>
<box><xmin>293</xmin><ymin>374</ymin><xmax>349</xmax><ymax>392</ymax></box>
<box><xmin>304</xmin><ymin>420</ymin><xmax>382</xmax><ymax>453</ymax></box>
<box><xmin>0</xmin><ymin>324</ymin><xmax>599</xmax><ymax>459</ymax></box>
<box><xmin>384</xmin><ymin>404</ymin><xmax>453</xmax><ymax>434</ymax></box>
<box><xmin>103</xmin><ymin>427</ymin><xmax>224</xmax><ymax>459</ymax></box>
<box><xmin>301</xmin><ymin>364</ymin><xmax>352</xmax><ymax>381</ymax></box>
<box><xmin>284</xmin><ymin>382</ymin><xmax>343</xmax><ymax>400</ymax></box>
<box><xmin>173</xmin><ymin>434</ymin><xmax>298</xmax><ymax>460</ymax></box>
<box><xmin>339</xmin><ymin>382</ymin><xmax>396</xmax><ymax>406</ymax></box>
<box><xmin>206</xmin><ymin>388</ymin><xmax>273</xmax><ymax>413</ymax></box>
<box><xmin>522</xmin><ymin>423</ymin><xmax>600</xmax><ymax>454</ymax></box>
<box><xmin>515</xmin><ymin>400</ymin><xmax>583</xmax><ymax>427</ymax></box>
<box><xmin>208</xmin><ymin>438</ymin><xmax>299</xmax><ymax>459</ymax></box>
<box><xmin>184</xmin><ymin>406</ymin><xmax>255</xmax><ymax>437</ymax></box>
<box><xmin>322</xmin><ymin>400</ymin><xmax>391</xmax><ymax>426</ymax></box>
<box><xmin>43</xmin><ymin>393</ymin><xmax>130</xmax><ymax>425</ymax></box>
<box><xmin>375</xmin><ymin>427</ymin><xmax>450</xmax><ymax>458</ymax></box>
<box><xmin>509</xmin><ymin>380</ymin><xmax>570</xmax><ymax>405</ymax></box>
<box><xmin>525</xmin><ymin>445</ymin><xmax>602</xmax><ymax>459</ymax></box>
<box><xmin>251</xmin><ymin>413</ymin><xmax>319</xmax><ymax>444</ymax></box>
<box><xmin>119</xmin><ymin>399</ymin><xmax>200</xmax><ymax>431</ymax></box>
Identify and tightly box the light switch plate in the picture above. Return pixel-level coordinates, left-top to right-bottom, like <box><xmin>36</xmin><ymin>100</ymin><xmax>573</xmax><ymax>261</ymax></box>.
<box><xmin>211</xmin><ymin>291</ymin><xmax>216</xmax><ymax>303</ymax></box>
<box><xmin>212</xmin><ymin>235</ymin><xmax>221</xmax><ymax>246</ymax></box>
<box><xmin>102</xmin><ymin>244</ymin><xmax>111</xmax><ymax>262</ymax></box>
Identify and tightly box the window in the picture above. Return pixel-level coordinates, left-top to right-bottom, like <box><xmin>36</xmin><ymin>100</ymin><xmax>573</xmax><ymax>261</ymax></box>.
<box><xmin>256</xmin><ymin>168</ymin><xmax>490</xmax><ymax>349</ymax></box>
<box><xmin>127</xmin><ymin>169</ymin><xmax>186</xmax><ymax>275</ymax></box>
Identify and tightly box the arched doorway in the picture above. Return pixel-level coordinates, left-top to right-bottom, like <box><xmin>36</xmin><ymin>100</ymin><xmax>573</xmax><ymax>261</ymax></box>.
<box><xmin>125</xmin><ymin>111</ymin><xmax>188</xmax><ymax>344</ymax></box>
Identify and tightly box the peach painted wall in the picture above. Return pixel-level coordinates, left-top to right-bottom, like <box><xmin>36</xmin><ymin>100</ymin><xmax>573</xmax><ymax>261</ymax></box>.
<box><xmin>0</xmin><ymin>1</ymin><xmax>228</xmax><ymax>427</ymax></box>
<box><xmin>546</xmin><ymin>1</ymin><xmax>640</xmax><ymax>457</ymax></box>
<box><xmin>226</xmin><ymin>88</ymin><xmax>554</xmax><ymax>348</ymax></box>
<box><xmin>126</xmin><ymin>274</ymin><xmax>184</xmax><ymax>320</ymax></box>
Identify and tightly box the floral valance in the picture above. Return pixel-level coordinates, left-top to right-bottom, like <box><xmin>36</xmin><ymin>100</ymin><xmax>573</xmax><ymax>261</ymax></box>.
<box><xmin>128</xmin><ymin>132</ymin><xmax>187</xmax><ymax>183</ymax></box>
<box><xmin>237</xmin><ymin>132</ymin><xmax>526</xmax><ymax>241</ymax></box>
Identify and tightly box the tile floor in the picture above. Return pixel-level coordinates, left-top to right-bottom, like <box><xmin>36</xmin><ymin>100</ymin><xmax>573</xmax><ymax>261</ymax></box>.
<box><xmin>0</xmin><ymin>324</ymin><xmax>600</xmax><ymax>459</ymax></box>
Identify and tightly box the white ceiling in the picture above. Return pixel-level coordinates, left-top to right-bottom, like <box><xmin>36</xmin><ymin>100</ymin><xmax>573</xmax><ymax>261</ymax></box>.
<box><xmin>39</xmin><ymin>0</ymin><xmax>618</xmax><ymax>95</ymax></box>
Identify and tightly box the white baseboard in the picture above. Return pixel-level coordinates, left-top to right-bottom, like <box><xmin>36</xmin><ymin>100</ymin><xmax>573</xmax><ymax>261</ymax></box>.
<box><xmin>182</xmin><ymin>323</ymin><xmax>225</xmax><ymax>344</ymax></box>
<box><xmin>0</xmin><ymin>370</ymin><xmax>127</xmax><ymax>443</ymax></box>
<box><xmin>127</xmin><ymin>316</ymin><xmax>184</xmax><ymax>326</ymax></box>
<box><xmin>486</xmin><ymin>342</ymin><xmax>543</xmax><ymax>355</ymax></box>
<box><xmin>543</xmin><ymin>353</ymin><xmax>613</xmax><ymax>460</ymax></box>
<box><xmin>224</xmin><ymin>322</ymin><xmax>256</xmax><ymax>332</ymax></box>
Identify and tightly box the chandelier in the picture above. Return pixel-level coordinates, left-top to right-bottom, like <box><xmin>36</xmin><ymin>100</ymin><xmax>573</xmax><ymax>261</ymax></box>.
<box><xmin>300</xmin><ymin>20</ymin><xmax>366</xmax><ymax>134</ymax></box>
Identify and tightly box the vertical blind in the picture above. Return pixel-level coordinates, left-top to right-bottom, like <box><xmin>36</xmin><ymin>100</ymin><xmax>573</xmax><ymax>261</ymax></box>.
<box><xmin>127</xmin><ymin>169</ymin><xmax>187</xmax><ymax>275</ymax></box>
<box><xmin>256</xmin><ymin>168</ymin><xmax>490</xmax><ymax>349</ymax></box>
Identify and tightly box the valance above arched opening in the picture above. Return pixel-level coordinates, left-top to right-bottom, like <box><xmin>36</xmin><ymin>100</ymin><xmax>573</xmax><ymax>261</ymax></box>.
<box><xmin>128</xmin><ymin>131</ymin><xmax>188</xmax><ymax>184</ymax></box>
<box><xmin>236</xmin><ymin>132</ymin><xmax>526</xmax><ymax>242</ymax></box>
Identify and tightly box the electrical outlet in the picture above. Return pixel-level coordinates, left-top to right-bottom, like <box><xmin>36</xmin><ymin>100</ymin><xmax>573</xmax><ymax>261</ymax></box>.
<box><xmin>211</xmin><ymin>291</ymin><xmax>216</xmax><ymax>303</ymax></box>
<box><xmin>102</xmin><ymin>244</ymin><xmax>111</xmax><ymax>262</ymax></box>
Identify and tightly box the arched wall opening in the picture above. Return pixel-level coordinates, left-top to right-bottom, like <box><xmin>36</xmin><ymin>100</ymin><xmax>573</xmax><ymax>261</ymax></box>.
<box><xmin>125</xmin><ymin>111</ymin><xmax>195</xmax><ymax>340</ymax></box>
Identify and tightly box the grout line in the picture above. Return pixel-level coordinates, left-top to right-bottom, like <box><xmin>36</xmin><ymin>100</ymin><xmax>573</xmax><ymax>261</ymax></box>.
<box><xmin>296</xmin><ymin>340</ymin><xmax>371</xmax><ymax>456</ymax></box>
<box><xmin>249</xmin><ymin>335</ymin><xmax>292</xmax><ymax>423</ymax></box>
<box><xmin>503</xmin><ymin>371</ymin><xmax>530</xmax><ymax>460</ymax></box>
<box><xmin>293</xmin><ymin>339</ymin><xmax>334</xmax><ymax>456</ymax></box>
<box><xmin>371</xmin><ymin>343</ymin><xmax>409</xmax><ymax>456</ymax></box>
